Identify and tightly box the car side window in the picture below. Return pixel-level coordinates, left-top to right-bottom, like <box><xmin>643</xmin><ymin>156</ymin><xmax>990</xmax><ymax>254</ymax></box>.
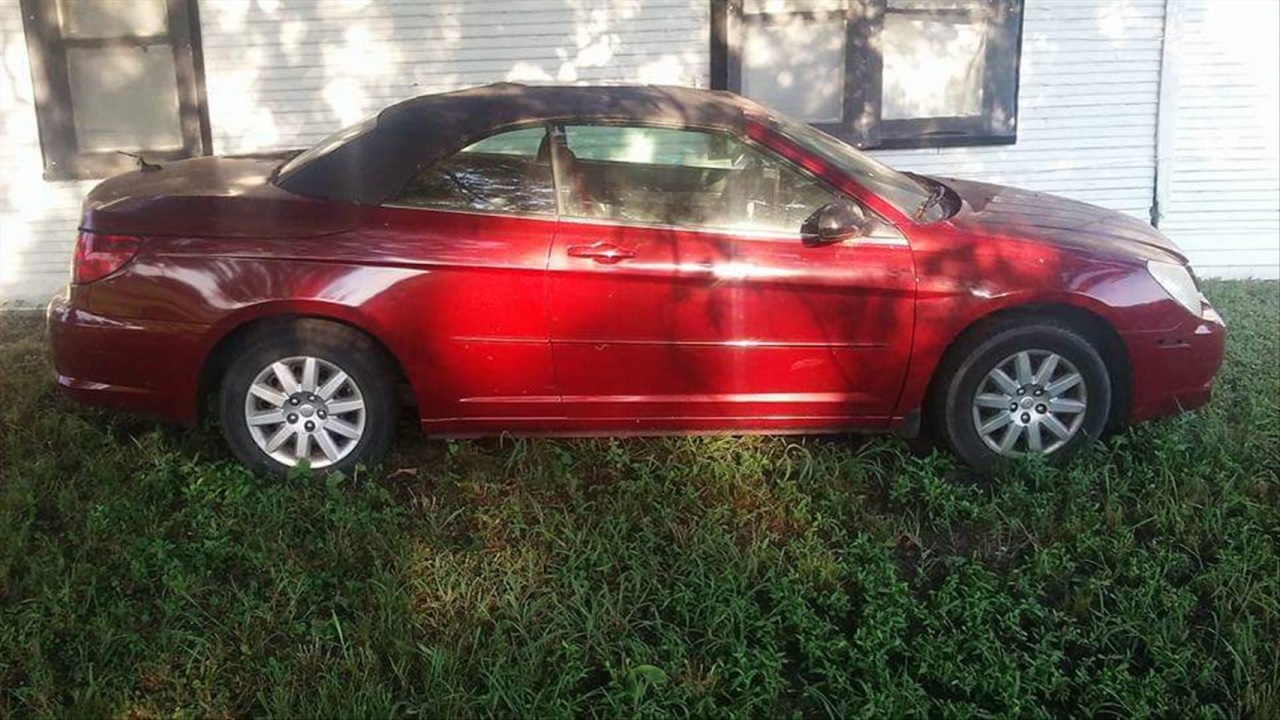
<box><xmin>392</xmin><ymin>127</ymin><xmax>556</xmax><ymax>215</ymax></box>
<box><xmin>555</xmin><ymin>124</ymin><xmax>838</xmax><ymax>233</ymax></box>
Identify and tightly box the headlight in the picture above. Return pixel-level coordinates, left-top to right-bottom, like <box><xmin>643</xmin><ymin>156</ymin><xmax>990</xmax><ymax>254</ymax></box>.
<box><xmin>1147</xmin><ymin>260</ymin><xmax>1202</xmax><ymax>315</ymax></box>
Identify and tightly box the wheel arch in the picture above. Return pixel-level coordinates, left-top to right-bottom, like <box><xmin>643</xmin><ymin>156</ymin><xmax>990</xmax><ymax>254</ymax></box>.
<box><xmin>196</xmin><ymin>304</ymin><xmax>413</xmax><ymax>421</ymax></box>
<box><xmin>922</xmin><ymin>301</ymin><xmax>1133</xmax><ymax>432</ymax></box>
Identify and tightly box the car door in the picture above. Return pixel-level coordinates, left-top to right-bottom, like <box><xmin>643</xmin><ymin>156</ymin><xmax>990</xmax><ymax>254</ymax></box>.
<box><xmin>377</xmin><ymin>126</ymin><xmax>560</xmax><ymax>431</ymax></box>
<box><xmin>546</xmin><ymin>123</ymin><xmax>915</xmax><ymax>431</ymax></box>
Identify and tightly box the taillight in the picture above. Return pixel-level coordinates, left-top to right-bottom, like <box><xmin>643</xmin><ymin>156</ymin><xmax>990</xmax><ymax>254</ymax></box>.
<box><xmin>71</xmin><ymin>231</ymin><xmax>140</xmax><ymax>284</ymax></box>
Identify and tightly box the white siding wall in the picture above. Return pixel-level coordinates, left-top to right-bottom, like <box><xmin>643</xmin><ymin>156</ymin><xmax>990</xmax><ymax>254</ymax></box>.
<box><xmin>874</xmin><ymin>0</ymin><xmax>1167</xmax><ymax>221</ymax></box>
<box><xmin>198</xmin><ymin>0</ymin><xmax>711</xmax><ymax>154</ymax></box>
<box><xmin>1156</xmin><ymin>0</ymin><xmax>1280</xmax><ymax>278</ymax></box>
<box><xmin>0</xmin><ymin>0</ymin><xmax>97</xmax><ymax>305</ymax></box>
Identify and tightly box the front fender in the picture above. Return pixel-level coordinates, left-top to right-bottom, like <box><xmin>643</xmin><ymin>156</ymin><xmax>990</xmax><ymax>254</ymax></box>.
<box><xmin>891</xmin><ymin>248</ymin><xmax>1164</xmax><ymax>419</ymax></box>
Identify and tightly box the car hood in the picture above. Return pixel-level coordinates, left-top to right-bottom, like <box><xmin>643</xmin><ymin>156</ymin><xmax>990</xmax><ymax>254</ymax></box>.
<box><xmin>81</xmin><ymin>154</ymin><xmax>357</xmax><ymax>239</ymax></box>
<box><xmin>935</xmin><ymin>176</ymin><xmax>1186</xmax><ymax>263</ymax></box>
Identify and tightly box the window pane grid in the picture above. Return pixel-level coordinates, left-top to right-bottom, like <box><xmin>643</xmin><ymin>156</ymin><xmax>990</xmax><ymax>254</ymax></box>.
<box><xmin>714</xmin><ymin>0</ymin><xmax>1022</xmax><ymax>149</ymax></box>
<box><xmin>20</xmin><ymin>0</ymin><xmax>209</xmax><ymax>179</ymax></box>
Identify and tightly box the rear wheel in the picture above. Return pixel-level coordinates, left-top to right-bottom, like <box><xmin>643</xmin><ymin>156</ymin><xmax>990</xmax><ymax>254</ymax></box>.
<box><xmin>936</xmin><ymin>318</ymin><xmax>1111</xmax><ymax>469</ymax></box>
<box><xmin>218</xmin><ymin>321</ymin><xmax>397</xmax><ymax>475</ymax></box>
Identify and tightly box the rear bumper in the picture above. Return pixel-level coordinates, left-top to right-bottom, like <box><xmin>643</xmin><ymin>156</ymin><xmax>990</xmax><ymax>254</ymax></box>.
<box><xmin>47</xmin><ymin>291</ymin><xmax>208</xmax><ymax>424</ymax></box>
<box><xmin>1123</xmin><ymin>305</ymin><xmax>1226</xmax><ymax>423</ymax></box>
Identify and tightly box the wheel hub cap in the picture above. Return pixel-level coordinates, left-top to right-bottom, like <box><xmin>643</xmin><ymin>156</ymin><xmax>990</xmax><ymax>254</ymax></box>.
<box><xmin>243</xmin><ymin>356</ymin><xmax>366</xmax><ymax>469</ymax></box>
<box><xmin>971</xmin><ymin>349</ymin><xmax>1089</xmax><ymax>457</ymax></box>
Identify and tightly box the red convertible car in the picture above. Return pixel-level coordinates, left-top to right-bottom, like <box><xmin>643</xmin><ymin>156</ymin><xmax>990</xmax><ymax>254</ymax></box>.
<box><xmin>48</xmin><ymin>84</ymin><xmax>1225</xmax><ymax>473</ymax></box>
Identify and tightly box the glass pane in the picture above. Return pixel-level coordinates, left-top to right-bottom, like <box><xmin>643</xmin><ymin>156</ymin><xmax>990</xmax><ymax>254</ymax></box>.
<box><xmin>741</xmin><ymin>17</ymin><xmax>845</xmax><ymax>123</ymax></box>
<box><xmin>66</xmin><ymin>46</ymin><xmax>183</xmax><ymax>152</ymax></box>
<box><xmin>887</xmin><ymin>0</ymin><xmax>978</xmax><ymax>10</ymax></box>
<box><xmin>395</xmin><ymin>128</ymin><xmax>556</xmax><ymax>215</ymax></box>
<box><xmin>462</xmin><ymin>127</ymin><xmax>546</xmax><ymax>157</ymax></box>
<box><xmin>880</xmin><ymin>9</ymin><xmax>988</xmax><ymax>119</ymax></box>
<box><xmin>59</xmin><ymin>0</ymin><xmax>168</xmax><ymax>38</ymax></box>
<box><xmin>564</xmin><ymin>126</ymin><xmax>736</xmax><ymax>167</ymax></box>
<box><xmin>742</xmin><ymin>0</ymin><xmax>846</xmax><ymax>14</ymax></box>
<box><xmin>559</xmin><ymin>125</ymin><xmax>835</xmax><ymax>234</ymax></box>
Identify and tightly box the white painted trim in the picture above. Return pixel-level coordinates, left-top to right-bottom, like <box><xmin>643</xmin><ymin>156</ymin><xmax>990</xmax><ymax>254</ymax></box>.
<box><xmin>1152</xmin><ymin>0</ymin><xmax>1182</xmax><ymax>228</ymax></box>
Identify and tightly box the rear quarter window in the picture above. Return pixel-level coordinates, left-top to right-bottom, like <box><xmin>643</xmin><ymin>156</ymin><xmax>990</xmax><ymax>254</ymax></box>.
<box><xmin>390</xmin><ymin>127</ymin><xmax>556</xmax><ymax>216</ymax></box>
<box><xmin>461</xmin><ymin>127</ymin><xmax>546</xmax><ymax>157</ymax></box>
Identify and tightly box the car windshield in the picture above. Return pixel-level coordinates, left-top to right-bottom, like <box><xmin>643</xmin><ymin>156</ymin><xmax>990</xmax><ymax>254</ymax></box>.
<box><xmin>275</xmin><ymin>112</ymin><xmax>380</xmax><ymax>181</ymax></box>
<box><xmin>763</xmin><ymin>112</ymin><xmax>943</xmax><ymax>221</ymax></box>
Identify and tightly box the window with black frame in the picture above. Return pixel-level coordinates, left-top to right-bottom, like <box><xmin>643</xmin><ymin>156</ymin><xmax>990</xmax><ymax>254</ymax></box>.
<box><xmin>711</xmin><ymin>0</ymin><xmax>1023</xmax><ymax>149</ymax></box>
<box><xmin>20</xmin><ymin>0</ymin><xmax>210</xmax><ymax>180</ymax></box>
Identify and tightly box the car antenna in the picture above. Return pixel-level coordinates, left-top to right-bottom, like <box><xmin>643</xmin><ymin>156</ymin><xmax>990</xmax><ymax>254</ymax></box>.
<box><xmin>117</xmin><ymin>150</ymin><xmax>162</xmax><ymax>172</ymax></box>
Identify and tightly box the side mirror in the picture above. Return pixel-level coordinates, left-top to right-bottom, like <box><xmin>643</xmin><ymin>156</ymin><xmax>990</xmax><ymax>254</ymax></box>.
<box><xmin>801</xmin><ymin>201</ymin><xmax>872</xmax><ymax>247</ymax></box>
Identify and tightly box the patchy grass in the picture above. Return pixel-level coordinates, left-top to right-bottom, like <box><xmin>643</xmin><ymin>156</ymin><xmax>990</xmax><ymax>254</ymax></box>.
<box><xmin>2</xmin><ymin>280</ymin><xmax>1277</xmax><ymax>717</ymax></box>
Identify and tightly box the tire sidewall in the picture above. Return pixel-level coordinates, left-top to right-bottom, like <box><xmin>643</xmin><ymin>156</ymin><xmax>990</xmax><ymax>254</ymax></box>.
<box><xmin>942</xmin><ymin>323</ymin><xmax>1111</xmax><ymax>469</ymax></box>
<box><xmin>218</xmin><ymin>328</ymin><xmax>397</xmax><ymax>476</ymax></box>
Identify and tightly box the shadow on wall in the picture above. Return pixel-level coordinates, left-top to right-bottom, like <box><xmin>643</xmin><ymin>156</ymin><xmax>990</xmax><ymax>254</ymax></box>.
<box><xmin>199</xmin><ymin>0</ymin><xmax>709</xmax><ymax>154</ymax></box>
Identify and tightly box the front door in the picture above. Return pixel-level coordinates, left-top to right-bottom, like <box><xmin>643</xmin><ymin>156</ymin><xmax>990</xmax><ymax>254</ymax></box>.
<box><xmin>546</xmin><ymin>124</ymin><xmax>915</xmax><ymax>432</ymax></box>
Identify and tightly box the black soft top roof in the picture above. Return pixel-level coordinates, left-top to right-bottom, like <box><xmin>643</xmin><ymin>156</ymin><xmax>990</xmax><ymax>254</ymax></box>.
<box><xmin>276</xmin><ymin>83</ymin><xmax>762</xmax><ymax>205</ymax></box>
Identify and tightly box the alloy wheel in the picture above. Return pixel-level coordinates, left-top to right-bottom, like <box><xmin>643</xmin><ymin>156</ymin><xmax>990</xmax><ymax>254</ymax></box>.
<box><xmin>971</xmin><ymin>349</ymin><xmax>1089</xmax><ymax>456</ymax></box>
<box><xmin>242</xmin><ymin>355</ymin><xmax>366</xmax><ymax>468</ymax></box>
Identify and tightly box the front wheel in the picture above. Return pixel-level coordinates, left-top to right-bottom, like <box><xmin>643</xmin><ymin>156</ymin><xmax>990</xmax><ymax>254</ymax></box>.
<box><xmin>218</xmin><ymin>321</ymin><xmax>398</xmax><ymax>475</ymax></box>
<box><xmin>936</xmin><ymin>319</ymin><xmax>1111</xmax><ymax>469</ymax></box>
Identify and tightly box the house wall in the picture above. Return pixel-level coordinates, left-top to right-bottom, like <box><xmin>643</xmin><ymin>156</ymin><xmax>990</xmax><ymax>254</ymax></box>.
<box><xmin>197</xmin><ymin>0</ymin><xmax>711</xmax><ymax>154</ymax></box>
<box><xmin>1155</xmin><ymin>0</ymin><xmax>1279</xmax><ymax>277</ymax></box>
<box><xmin>0</xmin><ymin>0</ymin><xmax>99</xmax><ymax>305</ymax></box>
<box><xmin>1</xmin><ymin>0</ymin><xmax>1277</xmax><ymax>306</ymax></box>
<box><xmin>876</xmin><ymin>0</ymin><xmax>1166</xmax><ymax>222</ymax></box>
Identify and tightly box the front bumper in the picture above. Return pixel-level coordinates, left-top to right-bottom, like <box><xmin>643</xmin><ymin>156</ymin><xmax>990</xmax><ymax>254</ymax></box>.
<box><xmin>1122</xmin><ymin>303</ymin><xmax>1226</xmax><ymax>423</ymax></box>
<box><xmin>47</xmin><ymin>290</ymin><xmax>207</xmax><ymax>423</ymax></box>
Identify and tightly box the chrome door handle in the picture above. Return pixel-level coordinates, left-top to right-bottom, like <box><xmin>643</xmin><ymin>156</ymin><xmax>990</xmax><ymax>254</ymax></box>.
<box><xmin>566</xmin><ymin>242</ymin><xmax>636</xmax><ymax>264</ymax></box>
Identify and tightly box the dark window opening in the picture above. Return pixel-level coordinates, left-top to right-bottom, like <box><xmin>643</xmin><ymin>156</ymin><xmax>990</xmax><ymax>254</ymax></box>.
<box><xmin>20</xmin><ymin>0</ymin><xmax>211</xmax><ymax>180</ymax></box>
<box><xmin>711</xmin><ymin>0</ymin><xmax>1024</xmax><ymax>150</ymax></box>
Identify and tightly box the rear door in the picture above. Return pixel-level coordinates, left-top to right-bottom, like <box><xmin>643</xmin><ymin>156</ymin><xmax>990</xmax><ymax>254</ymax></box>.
<box><xmin>378</xmin><ymin>126</ymin><xmax>559</xmax><ymax>431</ymax></box>
<box><xmin>546</xmin><ymin>124</ymin><xmax>915</xmax><ymax>431</ymax></box>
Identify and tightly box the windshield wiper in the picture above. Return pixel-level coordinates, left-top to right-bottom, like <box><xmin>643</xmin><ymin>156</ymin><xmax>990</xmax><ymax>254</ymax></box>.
<box><xmin>913</xmin><ymin>180</ymin><xmax>947</xmax><ymax>220</ymax></box>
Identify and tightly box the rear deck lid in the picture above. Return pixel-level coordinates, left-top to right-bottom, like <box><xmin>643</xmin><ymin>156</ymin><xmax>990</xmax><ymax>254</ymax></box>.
<box><xmin>81</xmin><ymin>155</ymin><xmax>361</xmax><ymax>239</ymax></box>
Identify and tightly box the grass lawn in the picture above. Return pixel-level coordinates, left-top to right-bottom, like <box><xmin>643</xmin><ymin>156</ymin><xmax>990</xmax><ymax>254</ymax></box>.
<box><xmin>1</xmin><ymin>280</ymin><xmax>1277</xmax><ymax>717</ymax></box>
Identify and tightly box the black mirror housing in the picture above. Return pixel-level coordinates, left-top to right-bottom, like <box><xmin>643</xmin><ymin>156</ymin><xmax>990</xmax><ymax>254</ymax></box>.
<box><xmin>801</xmin><ymin>201</ymin><xmax>872</xmax><ymax>247</ymax></box>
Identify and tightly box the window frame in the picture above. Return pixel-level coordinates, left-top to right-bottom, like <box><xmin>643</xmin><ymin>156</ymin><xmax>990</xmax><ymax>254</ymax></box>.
<box><xmin>385</xmin><ymin>123</ymin><xmax>560</xmax><ymax>218</ymax></box>
<box><xmin>710</xmin><ymin>0</ymin><xmax>1024</xmax><ymax>150</ymax></box>
<box><xmin>385</xmin><ymin>118</ymin><xmax>899</xmax><ymax>240</ymax></box>
<box><xmin>19</xmin><ymin>0</ymin><xmax>212</xmax><ymax>181</ymax></box>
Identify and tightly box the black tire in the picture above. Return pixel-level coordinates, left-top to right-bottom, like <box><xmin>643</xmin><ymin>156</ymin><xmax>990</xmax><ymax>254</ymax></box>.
<box><xmin>218</xmin><ymin>319</ymin><xmax>398</xmax><ymax>476</ymax></box>
<box><xmin>934</xmin><ymin>317</ymin><xmax>1111</xmax><ymax>470</ymax></box>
